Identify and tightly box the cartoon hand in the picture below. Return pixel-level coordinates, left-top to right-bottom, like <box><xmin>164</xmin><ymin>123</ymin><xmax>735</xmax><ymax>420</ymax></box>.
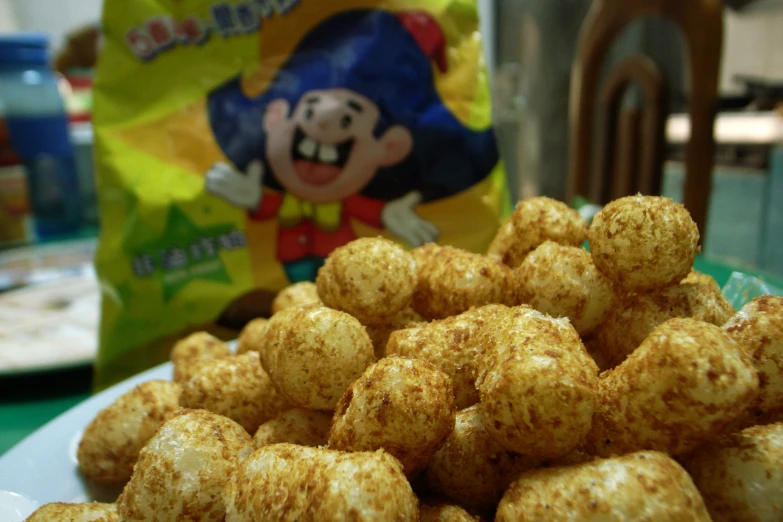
<box><xmin>205</xmin><ymin>160</ymin><xmax>263</xmax><ymax>209</ymax></box>
<box><xmin>381</xmin><ymin>191</ymin><xmax>439</xmax><ymax>247</ymax></box>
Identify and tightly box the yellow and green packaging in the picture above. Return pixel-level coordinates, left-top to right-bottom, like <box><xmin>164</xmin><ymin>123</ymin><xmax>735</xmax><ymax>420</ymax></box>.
<box><xmin>93</xmin><ymin>0</ymin><xmax>509</xmax><ymax>389</ymax></box>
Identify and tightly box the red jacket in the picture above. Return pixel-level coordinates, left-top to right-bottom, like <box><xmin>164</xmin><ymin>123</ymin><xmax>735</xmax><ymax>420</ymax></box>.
<box><xmin>249</xmin><ymin>191</ymin><xmax>384</xmax><ymax>262</ymax></box>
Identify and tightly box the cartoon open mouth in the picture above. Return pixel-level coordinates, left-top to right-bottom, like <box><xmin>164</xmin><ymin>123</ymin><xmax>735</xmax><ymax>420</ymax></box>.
<box><xmin>291</xmin><ymin>127</ymin><xmax>355</xmax><ymax>186</ymax></box>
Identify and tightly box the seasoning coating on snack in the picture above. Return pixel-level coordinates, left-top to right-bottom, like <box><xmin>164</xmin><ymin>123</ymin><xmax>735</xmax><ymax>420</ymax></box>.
<box><xmin>365</xmin><ymin>307</ymin><xmax>425</xmax><ymax>359</ymax></box>
<box><xmin>517</xmin><ymin>241</ymin><xmax>616</xmax><ymax>335</ymax></box>
<box><xmin>316</xmin><ymin>237</ymin><xmax>417</xmax><ymax>325</ymax></box>
<box><xmin>425</xmin><ymin>404</ymin><xmax>540</xmax><ymax>511</ymax></box>
<box><xmin>589</xmin><ymin>195</ymin><xmax>699</xmax><ymax>292</ymax></box>
<box><xmin>496</xmin><ymin>451</ymin><xmax>711</xmax><ymax>521</ymax></box>
<box><xmin>683</xmin><ymin>422</ymin><xmax>783</xmax><ymax>522</ymax></box>
<box><xmin>271</xmin><ymin>281</ymin><xmax>321</xmax><ymax>315</ymax></box>
<box><xmin>179</xmin><ymin>352</ymin><xmax>289</xmax><ymax>434</ymax></box>
<box><xmin>170</xmin><ymin>331</ymin><xmax>231</xmax><ymax>382</ymax></box>
<box><xmin>223</xmin><ymin>443</ymin><xmax>418</xmax><ymax>521</ymax></box>
<box><xmin>593</xmin><ymin>279</ymin><xmax>735</xmax><ymax>369</ymax></box>
<box><xmin>724</xmin><ymin>295</ymin><xmax>783</xmax><ymax>413</ymax></box>
<box><xmin>386</xmin><ymin>304</ymin><xmax>508</xmax><ymax>409</ymax></box>
<box><xmin>25</xmin><ymin>502</ymin><xmax>118</xmax><ymax>522</ymax></box>
<box><xmin>412</xmin><ymin>244</ymin><xmax>517</xmax><ymax>320</ymax></box>
<box><xmin>476</xmin><ymin>306</ymin><xmax>599</xmax><ymax>459</ymax></box>
<box><xmin>77</xmin><ymin>380</ymin><xmax>181</xmax><ymax>485</ymax></box>
<box><xmin>587</xmin><ymin>318</ymin><xmax>759</xmax><ymax>457</ymax></box>
<box><xmin>253</xmin><ymin>408</ymin><xmax>332</xmax><ymax>448</ymax></box>
<box><xmin>419</xmin><ymin>502</ymin><xmax>480</xmax><ymax>522</ymax></box>
<box><xmin>328</xmin><ymin>355</ymin><xmax>455</xmax><ymax>477</ymax></box>
<box><xmin>117</xmin><ymin>409</ymin><xmax>253</xmax><ymax>522</ymax></box>
<box><xmin>487</xmin><ymin>196</ymin><xmax>588</xmax><ymax>268</ymax></box>
<box><xmin>262</xmin><ymin>305</ymin><xmax>375</xmax><ymax>410</ymax></box>
<box><xmin>235</xmin><ymin>317</ymin><xmax>269</xmax><ymax>355</ymax></box>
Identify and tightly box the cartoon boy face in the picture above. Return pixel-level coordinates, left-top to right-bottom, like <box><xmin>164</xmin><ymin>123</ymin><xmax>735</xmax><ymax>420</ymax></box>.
<box><xmin>263</xmin><ymin>89</ymin><xmax>413</xmax><ymax>204</ymax></box>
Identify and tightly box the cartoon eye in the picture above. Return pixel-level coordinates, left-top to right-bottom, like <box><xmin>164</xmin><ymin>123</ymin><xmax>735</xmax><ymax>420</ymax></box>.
<box><xmin>304</xmin><ymin>108</ymin><xmax>314</xmax><ymax>120</ymax></box>
<box><xmin>340</xmin><ymin>114</ymin><xmax>352</xmax><ymax>129</ymax></box>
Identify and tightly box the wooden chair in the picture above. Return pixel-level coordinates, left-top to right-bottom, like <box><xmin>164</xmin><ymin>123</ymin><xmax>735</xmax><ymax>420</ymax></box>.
<box><xmin>567</xmin><ymin>0</ymin><xmax>723</xmax><ymax>240</ymax></box>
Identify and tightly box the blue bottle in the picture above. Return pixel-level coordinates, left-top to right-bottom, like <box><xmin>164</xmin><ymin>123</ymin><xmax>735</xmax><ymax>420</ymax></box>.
<box><xmin>0</xmin><ymin>33</ymin><xmax>82</xmax><ymax>240</ymax></box>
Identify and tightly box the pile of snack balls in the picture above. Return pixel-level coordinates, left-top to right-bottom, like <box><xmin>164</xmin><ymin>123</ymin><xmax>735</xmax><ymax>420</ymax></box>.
<box><xmin>28</xmin><ymin>195</ymin><xmax>783</xmax><ymax>522</ymax></box>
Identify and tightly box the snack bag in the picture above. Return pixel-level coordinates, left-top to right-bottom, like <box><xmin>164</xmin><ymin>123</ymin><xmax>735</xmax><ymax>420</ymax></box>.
<box><xmin>93</xmin><ymin>0</ymin><xmax>509</xmax><ymax>389</ymax></box>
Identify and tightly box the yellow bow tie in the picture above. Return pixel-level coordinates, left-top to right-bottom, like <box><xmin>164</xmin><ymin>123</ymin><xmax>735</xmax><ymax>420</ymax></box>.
<box><xmin>278</xmin><ymin>193</ymin><xmax>342</xmax><ymax>231</ymax></box>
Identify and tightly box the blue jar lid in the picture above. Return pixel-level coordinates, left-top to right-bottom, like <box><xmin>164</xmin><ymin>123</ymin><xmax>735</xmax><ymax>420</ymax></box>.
<box><xmin>0</xmin><ymin>33</ymin><xmax>50</xmax><ymax>66</ymax></box>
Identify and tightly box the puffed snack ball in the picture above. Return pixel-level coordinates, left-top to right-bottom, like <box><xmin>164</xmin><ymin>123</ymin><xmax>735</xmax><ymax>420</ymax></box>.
<box><xmin>223</xmin><ymin>443</ymin><xmax>418</xmax><ymax>522</ymax></box>
<box><xmin>682</xmin><ymin>422</ymin><xmax>783</xmax><ymax>522</ymax></box>
<box><xmin>316</xmin><ymin>237</ymin><xmax>417</xmax><ymax>325</ymax></box>
<box><xmin>117</xmin><ymin>409</ymin><xmax>253</xmax><ymax>522</ymax></box>
<box><xmin>411</xmin><ymin>244</ymin><xmax>517</xmax><ymax>320</ymax></box>
<box><xmin>77</xmin><ymin>380</ymin><xmax>181</xmax><ymax>485</ymax></box>
<box><xmin>496</xmin><ymin>451</ymin><xmax>711</xmax><ymax>521</ymax></box>
<box><xmin>386</xmin><ymin>304</ymin><xmax>509</xmax><ymax>409</ymax></box>
<box><xmin>425</xmin><ymin>404</ymin><xmax>541</xmax><ymax>511</ymax></box>
<box><xmin>516</xmin><ymin>241</ymin><xmax>616</xmax><ymax>336</ymax></box>
<box><xmin>476</xmin><ymin>306</ymin><xmax>599</xmax><ymax>459</ymax></box>
<box><xmin>170</xmin><ymin>331</ymin><xmax>231</xmax><ymax>383</ymax></box>
<box><xmin>253</xmin><ymin>408</ymin><xmax>332</xmax><ymax>449</ymax></box>
<box><xmin>25</xmin><ymin>502</ymin><xmax>118</xmax><ymax>522</ymax></box>
<box><xmin>328</xmin><ymin>355</ymin><xmax>455</xmax><ymax>477</ymax></box>
<box><xmin>587</xmin><ymin>318</ymin><xmax>759</xmax><ymax>458</ymax></box>
<box><xmin>262</xmin><ymin>305</ymin><xmax>376</xmax><ymax>410</ymax></box>
<box><xmin>235</xmin><ymin>317</ymin><xmax>268</xmax><ymax>355</ymax></box>
<box><xmin>487</xmin><ymin>196</ymin><xmax>588</xmax><ymax>268</ymax></box>
<box><xmin>589</xmin><ymin>195</ymin><xmax>699</xmax><ymax>292</ymax></box>
<box><xmin>179</xmin><ymin>352</ymin><xmax>290</xmax><ymax>434</ymax></box>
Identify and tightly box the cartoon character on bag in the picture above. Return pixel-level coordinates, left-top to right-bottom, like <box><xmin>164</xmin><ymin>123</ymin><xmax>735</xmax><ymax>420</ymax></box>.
<box><xmin>206</xmin><ymin>9</ymin><xmax>499</xmax><ymax>283</ymax></box>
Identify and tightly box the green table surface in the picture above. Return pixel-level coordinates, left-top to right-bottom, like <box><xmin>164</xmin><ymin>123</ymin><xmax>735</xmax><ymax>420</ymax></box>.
<box><xmin>1</xmin><ymin>255</ymin><xmax>782</xmax><ymax>458</ymax></box>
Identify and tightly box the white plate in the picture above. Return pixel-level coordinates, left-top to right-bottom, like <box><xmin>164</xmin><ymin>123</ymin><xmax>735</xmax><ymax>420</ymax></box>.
<box><xmin>0</xmin><ymin>361</ymin><xmax>172</xmax><ymax>518</ymax></box>
<box><xmin>0</xmin><ymin>270</ymin><xmax>99</xmax><ymax>377</ymax></box>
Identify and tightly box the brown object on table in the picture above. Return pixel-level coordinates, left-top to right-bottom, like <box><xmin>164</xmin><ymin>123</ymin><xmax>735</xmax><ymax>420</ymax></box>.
<box><xmin>567</xmin><ymin>0</ymin><xmax>723</xmax><ymax>242</ymax></box>
<box><xmin>595</xmin><ymin>55</ymin><xmax>667</xmax><ymax>203</ymax></box>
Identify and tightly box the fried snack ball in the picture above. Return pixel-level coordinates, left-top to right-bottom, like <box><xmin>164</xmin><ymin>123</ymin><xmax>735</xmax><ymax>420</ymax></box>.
<box><xmin>271</xmin><ymin>281</ymin><xmax>321</xmax><ymax>315</ymax></box>
<box><xmin>516</xmin><ymin>241</ymin><xmax>616</xmax><ymax>336</ymax></box>
<box><xmin>724</xmin><ymin>295</ymin><xmax>783</xmax><ymax>413</ymax></box>
<box><xmin>419</xmin><ymin>502</ymin><xmax>479</xmax><ymax>522</ymax></box>
<box><xmin>586</xmin><ymin>318</ymin><xmax>759</xmax><ymax>458</ymax></box>
<box><xmin>589</xmin><ymin>195</ymin><xmax>699</xmax><ymax>293</ymax></box>
<box><xmin>170</xmin><ymin>331</ymin><xmax>231</xmax><ymax>382</ymax></box>
<box><xmin>179</xmin><ymin>352</ymin><xmax>290</xmax><ymax>434</ymax></box>
<box><xmin>328</xmin><ymin>355</ymin><xmax>455</xmax><ymax>477</ymax></box>
<box><xmin>487</xmin><ymin>196</ymin><xmax>588</xmax><ymax>268</ymax></box>
<box><xmin>682</xmin><ymin>422</ymin><xmax>783</xmax><ymax>522</ymax></box>
<box><xmin>316</xmin><ymin>237</ymin><xmax>417</xmax><ymax>325</ymax></box>
<box><xmin>253</xmin><ymin>408</ymin><xmax>332</xmax><ymax>448</ymax></box>
<box><xmin>386</xmin><ymin>305</ymin><xmax>509</xmax><ymax>409</ymax></box>
<box><xmin>411</xmin><ymin>244</ymin><xmax>517</xmax><ymax>320</ymax></box>
<box><xmin>365</xmin><ymin>307</ymin><xmax>425</xmax><ymax>359</ymax></box>
<box><xmin>77</xmin><ymin>380</ymin><xmax>181</xmax><ymax>485</ymax></box>
<box><xmin>426</xmin><ymin>404</ymin><xmax>541</xmax><ymax>511</ymax></box>
<box><xmin>496</xmin><ymin>451</ymin><xmax>711</xmax><ymax>521</ymax></box>
<box><xmin>223</xmin><ymin>443</ymin><xmax>418</xmax><ymax>521</ymax></box>
<box><xmin>235</xmin><ymin>317</ymin><xmax>268</xmax><ymax>355</ymax></box>
<box><xmin>26</xmin><ymin>502</ymin><xmax>118</xmax><ymax>522</ymax></box>
<box><xmin>592</xmin><ymin>279</ymin><xmax>735</xmax><ymax>369</ymax></box>
<box><xmin>475</xmin><ymin>307</ymin><xmax>599</xmax><ymax>459</ymax></box>
<box><xmin>263</xmin><ymin>305</ymin><xmax>375</xmax><ymax>410</ymax></box>
<box><xmin>117</xmin><ymin>409</ymin><xmax>253</xmax><ymax>522</ymax></box>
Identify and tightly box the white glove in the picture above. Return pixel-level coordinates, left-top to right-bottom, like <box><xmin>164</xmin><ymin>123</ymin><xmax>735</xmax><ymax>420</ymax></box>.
<box><xmin>381</xmin><ymin>191</ymin><xmax>439</xmax><ymax>247</ymax></box>
<box><xmin>205</xmin><ymin>160</ymin><xmax>263</xmax><ymax>209</ymax></box>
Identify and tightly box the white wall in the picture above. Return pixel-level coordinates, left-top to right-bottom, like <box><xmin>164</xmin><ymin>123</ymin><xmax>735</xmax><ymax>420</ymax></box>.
<box><xmin>0</xmin><ymin>0</ymin><xmax>19</xmax><ymax>32</ymax></box>
<box><xmin>721</xmin><ymin>7</ymin><xmax>783</xmax><ymax>94</ymax></box>
<box><xmin>7</xmin><ymin>0</ymin><xmax>102</xmax><ymax>52</ymax></box>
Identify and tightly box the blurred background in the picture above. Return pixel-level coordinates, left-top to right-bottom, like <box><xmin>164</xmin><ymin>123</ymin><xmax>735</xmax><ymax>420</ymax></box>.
<box><xmin>0</xmin><ymin>0</ymin><xmax>781</xmax><ymax>378</ymax></box>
